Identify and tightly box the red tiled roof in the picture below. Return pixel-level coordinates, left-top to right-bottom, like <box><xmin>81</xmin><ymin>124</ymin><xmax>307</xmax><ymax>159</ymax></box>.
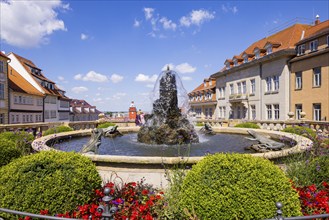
<box><xmin>8</xmin><ymin>66</ymin><xmax>44</xmax><ymax>96</ymax></box>
<box><xmin>0</xmin><ymin>51</ymin><xmax>10</xmax><ymax>60</ymax></box>
<box><xmin>241</xmin><ymin>23</ymin><xmax>311</xmax><ymax>56</ymax></box>
<box><xmin>301</xmin><ymin>20</ymin><xmax>329</xmax><ymax>41</ymax></box>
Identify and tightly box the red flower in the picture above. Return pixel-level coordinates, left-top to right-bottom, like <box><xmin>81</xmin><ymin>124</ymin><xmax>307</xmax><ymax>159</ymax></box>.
<box><xmin>40</xmin><ymin>209</ymin><xmax>49</xmax><ymax>215</ymax></box>
<box><xmin>142</xmin><ymin>189</ymin><xmax>149</xmax><ymax>195</ymax></box>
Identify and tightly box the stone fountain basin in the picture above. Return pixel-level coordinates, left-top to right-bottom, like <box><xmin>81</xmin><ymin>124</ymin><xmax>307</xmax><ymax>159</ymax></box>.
<box><xmin>32</xmin><ymin>126</ymin><xmax>313</xmax><ymax>166</ymax></box>
<box><xmin>32</xmin><ymin>127</ymin><xmax>313</xmax><ymax>188</ymax></box>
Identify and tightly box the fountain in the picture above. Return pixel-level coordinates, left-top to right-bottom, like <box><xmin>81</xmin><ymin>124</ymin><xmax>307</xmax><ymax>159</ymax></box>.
<box><xmin>137</xmin><ymin>67</ymin><xmax>199</xmax><ymax>145</ymax></box>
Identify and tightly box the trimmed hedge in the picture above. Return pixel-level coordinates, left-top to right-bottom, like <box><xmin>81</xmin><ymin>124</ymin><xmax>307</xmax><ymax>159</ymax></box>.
<box><xmin>179</xmin><ymin>153</ymin><xmax>301</xmax><ymax>219</ymax></box>
<box><xmin>0</xmin><ymin>140</ymin><xmax>22</xmax><ymax>167</ymax></box>
<box><xmin>282</xmin><ymin>126</ymin><xmax>316</xmax><ymax>138</ymax></box>
<box><xmin>43</xmin><ymin>125</ymin><xmax>74</xmax><ymax>136</ymax></box>
<box><xmin>234</xmin><ymin>122</ymin><xmax>260</xmax><ymax>129</ymax></box>
<box><xmin>97</xmin><ymin>122</ymin><xmax>116</xmax><ymax>128</ymax></box>
<box><xmin>0</xmin><ymin>131</ymin><xmax>34</xmax><ymax>155</ymax></box>
<box><xmin>0</xmin><ymin>151</ymin><xmax>102</xmax><ymax>217</ymax></box>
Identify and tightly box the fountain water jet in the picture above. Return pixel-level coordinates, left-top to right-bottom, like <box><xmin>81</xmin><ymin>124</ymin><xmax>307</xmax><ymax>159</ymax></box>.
<box><xmin>137</xmin><ymin>67</ymin><xmax>199</xmax><ymax>145</ymax></box>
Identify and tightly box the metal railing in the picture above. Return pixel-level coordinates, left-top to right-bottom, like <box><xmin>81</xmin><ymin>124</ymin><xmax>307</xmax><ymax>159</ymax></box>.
<box><xmin>265</xmin><ymin>202</ymin><xmax>329</xmax><ymax>220</ymax></box>
<box><xmin>0</xmin><ymin>187</ymin><xmax>117</xmax><ymax>220</ymax></box>
<box><xmin>2</xmin><ymin>199</ymin><xmax>329</xmax><ymax>220</ymax></box>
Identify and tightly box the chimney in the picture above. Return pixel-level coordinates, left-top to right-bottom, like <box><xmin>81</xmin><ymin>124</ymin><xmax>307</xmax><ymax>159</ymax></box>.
<box><xmin>315</xmin><ymin>15</ymin><xmax>320</xmax><ymax>25</ymax></box>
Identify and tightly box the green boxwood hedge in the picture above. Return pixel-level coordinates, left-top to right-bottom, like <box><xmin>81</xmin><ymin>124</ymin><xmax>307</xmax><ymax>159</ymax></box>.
<box><xmin>97</xmin><ymin>122</ymin><xmax>116</xmax><ymax>128</ymax></box>
<box><xmin>179</xmin><ymin>153</ymin><xmax>301</xmax><ymax>219</ymax></box>
<box><xmin>43</xmin><ymin>125</ymin><xmax>74</xmax><ymax>136</ymax></box>
<box><xmin>282</xmin><ymin>126</ymin><xmax>316</xmax><ymax>138</ymax></box>
<box><xmin>0</xmin><ymin>140</ymin><xmax>22</xmax><ymax>167</ymax></box>
<box><xmin>234</xmin><ymin>122</ymin><xmax>260</xmax><ymax>129</ymax></box>
<box><xmin>0</xmin><ymin>151</ymin><xmax>102</xmax><ymax>217</ymax></box>
<box><xmin>0</xmin><ymin>131</ymin><xmax>34</xmax><ymax>155</ymax></box>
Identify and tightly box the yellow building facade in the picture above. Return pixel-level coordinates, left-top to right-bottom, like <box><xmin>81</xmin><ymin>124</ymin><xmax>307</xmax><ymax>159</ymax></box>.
<box><xmin>0</xmin><ymin>52</ymin><xmax>10</xmax><ymax>124</ymax></box>
<box><xmin>290</xmin><ymin>20</ymin><xmax>329</xmax><ymax>121</ymax></box>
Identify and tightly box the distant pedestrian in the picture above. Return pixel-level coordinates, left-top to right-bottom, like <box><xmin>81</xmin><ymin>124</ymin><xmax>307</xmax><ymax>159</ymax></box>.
<box><xmin>135</xmin><ymin>111</ymin><xmax>141</xmax><ymax>126</ymax></box>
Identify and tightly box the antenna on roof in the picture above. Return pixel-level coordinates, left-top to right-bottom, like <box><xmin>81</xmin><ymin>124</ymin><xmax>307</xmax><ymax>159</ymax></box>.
<box><xmin>267</xmin><ymin>17</ymin><xmax>313</xmax><ymax>36</ymax></box>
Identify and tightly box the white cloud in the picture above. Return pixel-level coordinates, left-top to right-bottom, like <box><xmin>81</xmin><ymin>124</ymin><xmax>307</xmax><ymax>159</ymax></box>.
<box><xmin>144</xmin><ymin>8</ymin><xmax>154</xmax><ymax>20</ymax></box>
<box><xmin>110</xmin><ymin>92</ymin><xmax>127</xmax><ymax>100</ymax></box>
<box><xmin>93</xmin><ymin>97</ymin><xmax>103</xmax><ymax>102</ymax></box>
<box><xmin>161</xmin><ymin>63</ymin><xmax>196</xmax><ymax>74</ymax></box>
<box><xmin>71</xmin><ymin>86</ymin><xmax>88</xmax><ymax>94</ymax></box>
<box><xmin>1</xmin><ymin>0</ymin><xmax>68</xmax><ymax>48</ymax></box>
<box><xmin>159</xmin><ymin>17</ymin><xmax>177</xmax><ymax>30</ymax></box>
<box><xmin>81</xmin><ymin>33</ymin><xmax>88</xmax><ymax>40</ymax></box>
<box><xmin>180</xmin><ymin>9</ymin><xmax>215</xmax><ymax>27</ymax></box>
<box><xmin>133</xmin><ymin>19</ymin><xmax>141</xmax><ymax>27</ymax></box>
<box><xmin>221</xmin><ymin>4</ymin><xmax>238</xmax><ymax>14</ymax></box>
<box><xmin>57</xmin><ymin>76</ymin><xmax>68</xmax><ymax>83</ymax></box>
<box><xmin>175</xmin><ymin>63</ymin><xmax>196</xmax><ymax>73</ymax></box>
<box><xmin>135</xmin><ymin>74</ymin><xmax>158</xmax><ymax>83</ymax></box>
<box><xmin>110</xmin><ymin>74</ymin><xmax>123</xmax><ymax>83</ymax></box>
<box><xmin>74</xmin><ymin>71</ymin><xmax>109</xmax><ymax>83</ymax></box>
<box><xmin>181</xmin><ymin>76</ymin><xmax>193</xmax><ymax>81</ymax></box>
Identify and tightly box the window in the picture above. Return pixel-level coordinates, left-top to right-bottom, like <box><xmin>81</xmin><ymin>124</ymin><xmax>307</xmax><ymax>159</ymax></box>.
<box><xmin>313</xmin><ymin>67</ymin><xmax>321</xmax><ymax>87</ymax></box>
<box><xmin>16</xmin><ymin>115</ymin><xmax>19</xmax><ymax>123</ymax></box>
<box><xmin>237</xmin><ymin>82</ymin><xmax>242</xmax><ymax>94</ymax></box>
<box><xmin>266</xmin><ymin>104</ymin><xmax>272</xmax><ymax>120</ymax></box>
<box><xmin>225</xmin><ymin>62</ymin><xmax>230</xmax><ymax>70</ymax></box>
<box><xmin>274</xmin><ymin>104</ymin><xmax>280</xmax><ymax>120</ymax></box>
<box><xmin>297</xmin><ymin>44</ymin><xmax>305</xmax><ymax>55</ymax></box>
<box><xmin>237</xmin><ymin>106</ymin><xmax>241</xmax><ymax>118</ymax></box>
<box><xmin>44</xmin><ymin>110</ymin><xmax>50</xmax><ymax>119</ymax></box>
<box><xmin>11</xmin><ymin>114</ymin><xmax>14</xmax><ymax>123</ymax></box>
<box><xmin>0</xmin><ymin>73</ymin><xmax>5</xmax><ymax>82</ymax></box>
<box><xmin>209</xmin><ymin>80</ymin><xmax>212</xmax><ymax>86</ymax></box>
<box><xmin>295</xmin><ymin>72</ymin><xmax>302</xmax><ymax>89</ymax></box>
<box><xmin>219</xmin><ymin>87</ymin><xmax>225</xmax><ymax>99</ymax></box>
<box><xmin>0</xmin><ymin>61</ymin><xmax>4</xmax><ymax>73</ymax></box>
<box><xmin>37</xmin><ymin>98</ymin><xmax>43</xmax><ymax>106</ymax></box>
<box><xmin>266</xmin><ymin>46</ymin><xmax>272</xmax><ymax>55</ymax></box>
<box><xmin>243</xmin><ymin>55</ymin><xmax>248</xmax><ymax>63</ymax></box>
<box><xmin>254</xmin><ymin>49</ymin><xmax>260</xmax><ymax>59</ymax></box>
<box><xmin>0</xmin><ymin>83</ymin><xmax>4</xmax><ymax>99</ymax></box>
<box><xmin>273</xmin><ymin>76</ymin><xmax>279</xmax><ymax>91</ymax></box>
<box><xmin>266</xmin><ymin>77</ymin><xmax>272</xmax><ymax>92</ymax></box>
<box><xmin>327</xmin><ymin>35</ymin><xmax>329</xmax><ymax>46</ymax></box>
<box><xmin>250</xmin><ymin>105</ymin><xmax>256</xmax><ymax>120</ymax></box>
<box><xmin>50</xmin><ymin>110</ymin><xmax>57</xmax><ymax>118</ymax></box>
<box><xmin>242</xmin><ymin>81</ymin><xmax>246</xmax><ymax>94</ymax></box>
<box><xmin>310</xmin><ymin>40</ymin><xmax>318</xmax><ymax>52</ymax></box>
<box><xmin>233</xmin><ymin>59</ymin><xmax>238</xmax><ymax>67</ymax></box>
<box><xmin>250</xmin><ymin>79</ymin><xmax>256</xmax><ymax>94</ymax></box>
<box><xmin>313</xmin><ymin>104</ymin><xmax>321</xmax><ymax>121</ymax></box>
<box><xmin>0</xmin><ymin>113</ymin><xmax>4</xmax><ymax>124</ymax></box>
<box><xmin>230</xmin><ymin>84</ymin><xmax>234</xmax><ymax>95</ymax></box>
<box><xmin>295</xmin><ymin>104</ymin><xmax>302</xmax><ymax>120</ymax></box>
<box><xmin>23</xmin><ymin>115</ymin><xmax>26</xmax><ymax>123</ymax></box>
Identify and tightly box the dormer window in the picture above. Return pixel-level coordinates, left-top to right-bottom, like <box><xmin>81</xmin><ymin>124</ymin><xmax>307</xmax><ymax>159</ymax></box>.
<box><xmin>310</xmin><ymin>40</ymin><xmax>318</xmax><ymax>52</ymax></box>
<box><xmin>204</xmin><ymin>82</ymin><xmax>207</xmax><ymax>87</ymax></box>
<box><xmin>297</xmin><ymin>44</ymin><xmax>305</xmax><ymax>55</ymax></box>
<box><xmin>243</xmin><ymin>54</ymin><xmax>248</xmax><ymax>63</ymax></box>
<box><xmin>233</xmin><ymin>59</ymin><xmax>238</xmax><ymax>67</ymax></box>
<box><xmin>209</xmin><ymin>80</ymin><xmax>212</xmax><ymax>86</ymax></box>
<box><xmin>266</xmin><ymin>46</ymin><xmax>272</xmax><ymax>55</ymax></box>
<box><xmin>254</xmin><ymin>48</ymin><xmax>260</xmax><ymax>59</ymax></box>
<box><xmin>225</xmin><ymin>61</ymin><xmax>231</xmax><ymax>70</ymax></box>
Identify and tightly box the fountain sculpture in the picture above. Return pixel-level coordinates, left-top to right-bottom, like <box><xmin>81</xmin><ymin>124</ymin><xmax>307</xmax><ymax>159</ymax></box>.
<box><xmin>137</xmin><ymin>67</ymin><xmax>199</xmax><ymax>145</ymax></box>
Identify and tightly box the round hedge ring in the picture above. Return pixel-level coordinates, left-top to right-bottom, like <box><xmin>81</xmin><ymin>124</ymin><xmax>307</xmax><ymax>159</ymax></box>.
<box><xmin>179</xmin><ymin>153</ymin><xmax>302</xmax><ymax>219</ymax></box>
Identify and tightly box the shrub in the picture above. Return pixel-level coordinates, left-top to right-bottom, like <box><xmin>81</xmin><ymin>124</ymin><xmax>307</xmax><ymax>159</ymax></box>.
<box><xmin>97</xmin><ymin>122</ymin><xmax>116</xmax><ymax>128</ymax></box>
<box><xmin>179</xmin><ymin>153</ymin><xmax>302</xmax><ymax>220</ymax></box>
<box><xmin>43</xmin><ymin>125</ymin><xmax>74</xmax><ymax>136</ymax></box>
<box><xmin>0</xmin><ymin>140</ymin><xmax>22</xmax><ymax>167</ymax></box>
<box><xmin>0</xmin><ymin>131</ymin><xmax>34</xmax><ymax>155</ymax></box>
<box><xmin>234</xmin><ymin>122</ymin><xmax>260</xmax><ymax>129</ymax></box>
<box><xmin>282</xmin><ymin>126</ymin><xmax>316</xmax><ymax>138</ymax></box>
<box><xmin>286</xmin><ymin>155</ymin><xmax>329</xmax><ymax>189</ymax></box>
<box><xmin>0</xmin><ymin>151</ymin><xmax>102</xmax><ymax>217</ymax></box>
<box><xmin>195</xmin><ymin>122</ymin><xmax>204</xmax><ymax>127</ymax></box>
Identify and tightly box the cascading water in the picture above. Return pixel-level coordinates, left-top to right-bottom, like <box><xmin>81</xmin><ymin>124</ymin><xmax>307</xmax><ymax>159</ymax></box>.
<box><xmin>137</xmin><ymin>67</ymin><xmax>199</xmax><ymax>145</ymax></box>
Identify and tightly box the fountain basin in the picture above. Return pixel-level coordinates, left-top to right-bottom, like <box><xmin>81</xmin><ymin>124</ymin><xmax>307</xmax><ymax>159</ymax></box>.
<box><xmin>32</xmin><ymin>126</ymin><xmax>313</xmax><ymax>165</ymax></box>
<box><xmin>32</xmin><ymin>126</ymin><xmax>313</xmax><ymax>188</ymax></box>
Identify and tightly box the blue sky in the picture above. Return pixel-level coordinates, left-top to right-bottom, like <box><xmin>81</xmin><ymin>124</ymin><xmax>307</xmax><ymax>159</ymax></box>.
<box><xmin>1</xmin><ymin>0</ymin><xmax>328</xmax><ymax>112</ymax></box>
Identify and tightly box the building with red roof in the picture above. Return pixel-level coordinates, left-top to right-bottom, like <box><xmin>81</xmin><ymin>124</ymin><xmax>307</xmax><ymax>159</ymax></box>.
<box><xmin>0</xmin><ymin>51</ymin><xmax>10</xmax><ymax>124</ymax></box>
